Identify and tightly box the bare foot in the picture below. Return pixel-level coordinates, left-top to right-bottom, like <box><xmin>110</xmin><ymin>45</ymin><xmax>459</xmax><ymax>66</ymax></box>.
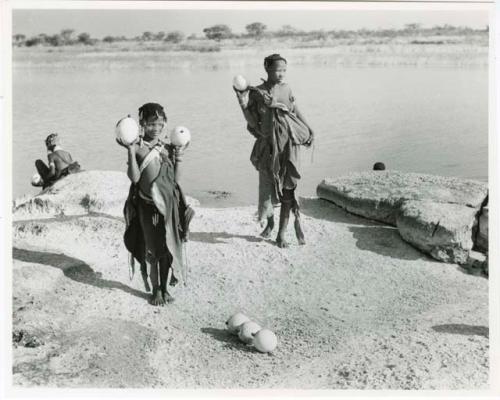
<box><xmin>260</xmin><ymin>216</ymin><xmax>275</xmax><ymax>238</ymax></box>
<box><xmin>151</xmin><ymin>290</ymin><xmax>165</xmax><ymax>306</ymax></box>
<box><xmin>162</xmin><ymin>289</ymin><xmax>175</xmax><ymax>304</ymax></box>
<box><xmin>276</xmin><ymin>233</ymin><xmax>289</xmax><ymax>248</ymax></box>
<box><xmin>294</xmin><ymin>219</ymin><xmax>306</xmax><ymax>245</ymax></box>
<box><xmin>169</xmin><ymin>274</ymin><xmax>179</xmax><ymax>287</ymax></box>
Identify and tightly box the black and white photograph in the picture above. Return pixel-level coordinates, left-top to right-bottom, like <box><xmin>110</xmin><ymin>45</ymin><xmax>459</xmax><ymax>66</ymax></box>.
<box><xmin>2</xmin><ymin>0</ymin><xmax>498</xmax><ymax>395</ymax></box>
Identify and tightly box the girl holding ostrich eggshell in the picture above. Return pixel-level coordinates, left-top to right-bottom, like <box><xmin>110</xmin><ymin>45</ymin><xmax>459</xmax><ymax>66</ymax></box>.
<box><xmin>118</xmin><ymin>103</ymin><xmax>195</xmax><ymax>306</ymax></box>
<box><xmin>234</xmin><ymin>54</ymin><xmax>315</xmax><ymax>248</ymax></box>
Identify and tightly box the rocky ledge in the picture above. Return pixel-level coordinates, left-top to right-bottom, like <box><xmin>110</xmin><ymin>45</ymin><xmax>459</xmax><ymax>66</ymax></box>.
<box><xmin>13</xmin><ymin>170</ymin><xmax>199</xmax><ymax>221</ymax></box>
<box><xmin>317</xmin><ymin>171</ymin><xmax>488</xmax><ymax>267</ymax></box>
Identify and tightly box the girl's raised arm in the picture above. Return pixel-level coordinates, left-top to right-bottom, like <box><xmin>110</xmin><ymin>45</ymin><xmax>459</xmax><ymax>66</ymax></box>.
<box><xmin>126</xmin><ymin>144</ymin><xmax>141</xmax><ymax>183</ymax></box>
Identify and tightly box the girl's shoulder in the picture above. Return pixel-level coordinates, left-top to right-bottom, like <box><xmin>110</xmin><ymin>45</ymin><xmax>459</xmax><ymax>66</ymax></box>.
<box><xmin>279</xmin><ymin>82</ymin><xmax>293</xmax><ymax>93</ymax></box>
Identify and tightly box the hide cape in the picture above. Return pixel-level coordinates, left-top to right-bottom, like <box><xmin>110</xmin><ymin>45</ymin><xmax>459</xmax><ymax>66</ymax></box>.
<box><xmin>123</xmin><ymin>150</ymin><xmax>190</xmax><ymax>286</ymax></box>
<box><xmin>248</xmin><ymin>86</ymin><xmax>312</xmax><ymax>201</ymax></box>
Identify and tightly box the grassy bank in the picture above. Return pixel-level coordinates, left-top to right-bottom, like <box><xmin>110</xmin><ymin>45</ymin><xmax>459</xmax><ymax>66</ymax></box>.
<box><xmin>13</xmin><ymin>35</ymin><xmax>488</xmax><ymax>69</ymax></box>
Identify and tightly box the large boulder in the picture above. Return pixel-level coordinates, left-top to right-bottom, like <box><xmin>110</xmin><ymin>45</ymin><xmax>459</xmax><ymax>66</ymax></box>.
<box><xmin>13</xmin><ymin>170</ymin><xmax>199</xmax><ymax>221</ymax></box>
<box><xmin>317</xmin><ymin>171</ymin><xmax>488</xmax><ymax>263</ymax></box>
<box><xmin>396</xmin><ymin>201</ymin><xmax>477</xmax><ymax>264</ymax></box>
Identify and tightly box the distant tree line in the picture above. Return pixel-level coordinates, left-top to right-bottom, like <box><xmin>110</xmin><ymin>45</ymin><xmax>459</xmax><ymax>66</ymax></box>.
<box><xmin>13</xmin><ymin>29</ymin><xmax>96</xmax><ymax>47</ymax></box>
<box><xmin>13</xmin><ymin>23</ymin><xmax>488</xmax><ymax>47</ymax></box>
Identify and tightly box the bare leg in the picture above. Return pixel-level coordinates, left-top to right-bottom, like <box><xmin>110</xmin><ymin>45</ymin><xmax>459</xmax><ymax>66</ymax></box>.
<box><xmin>258</xmin><ymin>169</ymin><xmax>275</xmax><ymax>238</ymax></box>
<box><xmin>160</xmin><ymin>257</ymin><xmax>174</xmax><ymax>303</ymax></box>
<box><xmin>276</xmin><ymin>199</ymin><xmax>291</xmax><ymax>248</ymax></box>
<box><xmin>140</xmin><ymin>261</ymin><xmax>151</xmax><ymax>292</ymax></box>
<box><xmin>149</xmin><ymin>260</ymin><xmax>165</xmax><ymax>306</ymax></box>
<box><xmin>260</xmin><ymin>215</ymin><xmax>275</xmax><ymax>238</ymax></box>
<box><xmin>292</xmin><ymin>199</ymin><xmax>306</xmax><ymax>245</ymax></box>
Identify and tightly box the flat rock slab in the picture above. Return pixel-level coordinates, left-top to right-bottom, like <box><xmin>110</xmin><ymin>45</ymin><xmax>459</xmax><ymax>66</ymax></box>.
<box><xmin>317</xmin><ymin>171</ymin><xmax>488</xmax><ymax>263</ymax></box>
<box><xmin>397</xmin><ymin>201</ymin><xmax>477</xmax><ymax>264</ymax></box>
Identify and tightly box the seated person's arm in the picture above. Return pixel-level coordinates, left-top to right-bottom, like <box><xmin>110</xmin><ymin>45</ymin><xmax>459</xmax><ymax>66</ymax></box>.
<box><xmin>126</xmin><ymin>145</ymin><xmax>141</xmax><ymax>184</ymax></box>
<box><xmin>47</xmin><ymin>153</ymin><xmax>57</xmax><ymax>178</ymax></box>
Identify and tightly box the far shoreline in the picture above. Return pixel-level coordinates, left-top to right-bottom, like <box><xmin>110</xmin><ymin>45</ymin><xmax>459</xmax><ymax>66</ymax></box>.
<box><xmin>13</xmin><ymin>34</ymin><xmax>488</xmax><ymax>69</ymax></box>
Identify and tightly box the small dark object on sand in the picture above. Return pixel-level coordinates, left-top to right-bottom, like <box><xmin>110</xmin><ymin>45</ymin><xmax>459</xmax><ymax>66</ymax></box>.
<box><xmin>12</xmin><ymin>329</ymin><xmax>44</xmax><ymax>348</ymax></box>
<box><xmin>373</xmin><ymin>162</ymin><xmax>386</xmax><ymax>171</ymax></box>
<box><xmin>207</xmin><ymin>190</ymin><xmax>232</xmax><ymax>199</ymax></box>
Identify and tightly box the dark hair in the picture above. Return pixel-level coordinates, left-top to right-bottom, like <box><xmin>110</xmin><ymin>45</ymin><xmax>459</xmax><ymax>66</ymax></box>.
<box><xmin>373</xmin><ymin>162</ymin><xmax>386</xmax><ymax>171</ymax></box>
<box><xmin>264</xmin><ymin>54</ymin><xmax>287</xmax><ymax>69</ymax></box>
<box><xmin>45</xmin><ymin>133</ymin><xmax>59</xmax><ymax>148</ymax></box>
<box><xmin>138</xmin><ymin>103</ymin><xmax>167</xmax><ymax>124</ymax></box>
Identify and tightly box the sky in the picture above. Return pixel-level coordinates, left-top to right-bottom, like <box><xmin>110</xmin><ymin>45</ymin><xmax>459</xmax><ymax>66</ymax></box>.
<box><xmin>12</xmin><ymin>7</ymin><xmax>490</xmax><ymax>38</ymax></box>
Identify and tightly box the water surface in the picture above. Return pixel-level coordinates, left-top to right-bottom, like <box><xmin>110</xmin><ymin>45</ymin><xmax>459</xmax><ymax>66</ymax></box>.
<box><xmin>13</xmin><ymin>63</ymin><xmax>488</xmax><ymax>205</ymax></box>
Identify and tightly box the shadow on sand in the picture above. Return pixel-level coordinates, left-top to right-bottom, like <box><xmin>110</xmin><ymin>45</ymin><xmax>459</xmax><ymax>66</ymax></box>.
<box><xmin>13</xmin><ymin>247</ymin><xmax>149</xmax><ymax>300</ymax></box>
<box><xmin>190</xmin><ymin>231</ymin><xmax>269</xmax><ymax>244</ymax></box>
<box><xmin>300</xmin><ymin>197</ymin><xmax>372</xmax><ymax>225</ymax></box>
<box><xmin>349</xmin><ymin>225</ymin><xmax>426</xmax><ymax>261</ymax></box>
<box><xmin>457</xmin><ymin>264</ymin><xmax>488</xmax><ymax>279</ymax></box>
<box><xmin>200</xmin><ymin>327</ymin><xmax>257</xmax><ymax>353</ymax></box>
<box><xmin>301</xmin><ymin>198</ymin><xmax>425</xmax><ymax>261</ymax></box>
<box><xmin>432</xmin><ymin>324</ymin><xmax>489</xmax><ymax>338</ymax></box>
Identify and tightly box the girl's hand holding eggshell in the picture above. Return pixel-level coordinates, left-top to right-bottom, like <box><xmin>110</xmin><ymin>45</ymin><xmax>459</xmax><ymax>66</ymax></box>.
<box><xmin>232</xmin><ymin>75</ymin><xmax>249</xmax><ymax>92</ymax></box>
<box><xmin>170</xmin><ymin>126</ymin><xmax>191</xmax><ymax>147</ymax></box>
<box><xmin>115</xmin><ymin>115</ymin><xmax>140</xmax><ymax>146</ymax></box>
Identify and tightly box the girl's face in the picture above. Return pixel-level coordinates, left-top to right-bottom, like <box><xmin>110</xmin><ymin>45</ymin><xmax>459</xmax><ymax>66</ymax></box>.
<box><xmin>142</xmin><ymin>117</ymin><xmax>166</xmax><ymax>141</ymax></box>
<box><xmin>266</xmin><ymin>62</ymin><xmax>287</xmax><ymax>84</ymax></box>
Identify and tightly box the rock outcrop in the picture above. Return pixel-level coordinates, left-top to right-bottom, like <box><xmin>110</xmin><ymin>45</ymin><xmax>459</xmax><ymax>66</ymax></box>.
<box><xmin>317</xmin><ymin>171</ymin><xmax>488</xmax><ymax>264</ymax></box>
<box><xmin>13</xmin><ymin>170</ymin><xmax>199</xmax><ymax>221</ymax></box>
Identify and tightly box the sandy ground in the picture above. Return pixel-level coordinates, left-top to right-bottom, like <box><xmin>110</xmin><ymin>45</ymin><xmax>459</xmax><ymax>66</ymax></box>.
<box><xmin>12</xmin><ymin>198</ymin><xmax>489</xmax><ymax>389</ymax></box>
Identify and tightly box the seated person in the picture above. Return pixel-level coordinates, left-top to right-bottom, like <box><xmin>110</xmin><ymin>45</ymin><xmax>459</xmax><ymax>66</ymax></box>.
<box><xmin>33</xmin><ymin>133</ymin><xmax>80</xmax><ymax>188</ymax></box>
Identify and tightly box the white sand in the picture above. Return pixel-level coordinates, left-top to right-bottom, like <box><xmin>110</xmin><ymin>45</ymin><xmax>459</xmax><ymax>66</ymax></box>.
<box><xmin>12</xmin><ymin>197</ymin><xmax>488</xmax><ymax>389</ymax></box>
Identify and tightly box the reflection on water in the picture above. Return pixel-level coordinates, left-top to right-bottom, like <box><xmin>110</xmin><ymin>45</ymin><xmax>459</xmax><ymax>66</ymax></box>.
<box><xmin>13</xmin><ymin>64</ymin><xmax>488</xmax><ymax>205</ymax></box>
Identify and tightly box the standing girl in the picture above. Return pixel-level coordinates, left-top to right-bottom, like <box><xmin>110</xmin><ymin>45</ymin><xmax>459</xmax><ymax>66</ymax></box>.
<box><xmin>236</xmin><ymin>54</ymin><xmax>314</xmax><ymax>248</ymax></box>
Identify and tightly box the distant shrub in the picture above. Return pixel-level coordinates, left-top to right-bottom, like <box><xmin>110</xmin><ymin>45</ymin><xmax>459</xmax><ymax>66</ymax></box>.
<box><xmin>60</xmin><ymin>29</ymin><xmax>75</xmax><ymax>45</ymax></box>
<box><xmin>103</xmin><ymin>35</ymin><xmax>127</xmax><ymax>43</ymax></box>
<box><xmin>141</xmin><ymin>31</ymin><xmax>154</xmax><ymax>41</ymax></box>
<box><xmin>246</xmin><ymin>22</ymin><xmax>266</xmax><ymax>37</ymax></box>
<box><xmin>24</xmin><ymin>37</ymin><xmax>42</xmax><ymax>47</ymax></box>
<box><xmin>178</xmin><ymin>43</ymin><xmax>221</xmax><ymax>52</ymax></box>
<box><xmin>24</xmin><ymin>33</ymin><xmax>48</xmax><ymax>47</ymax></box>
<box><xmin>275</xmin><ymin>25</ymin><xmax>302</xmax><ymax>37</ymax></box>
<box><xmin>103</xmin><ymin>36</ymin><xmax>116</xmax><ymax>43</ymax></box>
<box><xmin>155</xmin><ymin>31</ymin><xmax>166</xmax><ymax>41</ymax></box>
<box><xmin>46</xmin><ymin>34</ymin><xmax>64</xmax><ymax>46</ymax></box>
<box><xmin>203</xmin><ymin>24</ymin><xmax>233</xmax><ymax>41</ymax></box>
<box><xmin>411</xmin><ymin>40</ymin><xmax>445</xmax><ymax>45</ymax></box>
<box><xmin>12</xmin><ymin>34</ymin><xmax>26</xmax><ymax>46</ymax></box>
<box><xmin>165</xmin><ymin>31</ymin><xmax>185</xmax><ymax>44</ymax></box>
<box><xmin>77</xmin><ymin>32</ymin><xmax>93</xmax><ymax>45</ymax></box>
